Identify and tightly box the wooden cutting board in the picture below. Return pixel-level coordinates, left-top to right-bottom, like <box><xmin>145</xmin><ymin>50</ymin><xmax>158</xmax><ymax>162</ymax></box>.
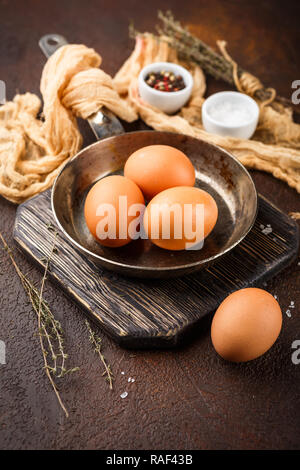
<box><xmin>14</xmin><ymin>190</ymin><xmax>299</xmax><ymax>348</ymax></box>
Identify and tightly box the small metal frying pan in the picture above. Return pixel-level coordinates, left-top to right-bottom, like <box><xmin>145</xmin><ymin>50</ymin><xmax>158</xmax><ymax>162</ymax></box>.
<box><xmin>40</xmin><ymin>35</ymin><xmax>257</xmax><ymax>279</ymax></box>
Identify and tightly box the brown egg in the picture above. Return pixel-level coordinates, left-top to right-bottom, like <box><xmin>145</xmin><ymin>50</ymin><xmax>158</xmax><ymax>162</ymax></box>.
<box><xmin>211</xmin><ymin>288</ymin><xmax>282</xmax><ymax>362</ymax></box>
<box><xmin>84</xmin><ymin>175</ymin><xmax>145</xmax><ymax>247</ymax></box>
<box><xmin>143</xmin><ymin>186</ymin><xmax>218</xmax><ymax>251</ymax></box>
<box><xmin>124</xmin><ymin>145</ymin><xmax>195</xmax><ymax>200</ymax></box>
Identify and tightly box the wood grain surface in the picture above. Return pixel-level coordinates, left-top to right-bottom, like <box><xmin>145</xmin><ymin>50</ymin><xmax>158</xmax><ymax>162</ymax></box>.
<box><xmin>14</xmin><ymin>191</ymin><xmax>299</xmax><ymax>347</ymax></box>
<box><xmin>0</xmin><ymin>0</ymin><xmax>300</xmax><ymax>450</ymax></box>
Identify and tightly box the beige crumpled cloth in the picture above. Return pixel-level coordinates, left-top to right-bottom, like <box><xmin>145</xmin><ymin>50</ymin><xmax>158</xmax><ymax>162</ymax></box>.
<box><xmin>0</xmin><ymin>45</ymin><xmax>136</xmax><ymax>203</ymax></box>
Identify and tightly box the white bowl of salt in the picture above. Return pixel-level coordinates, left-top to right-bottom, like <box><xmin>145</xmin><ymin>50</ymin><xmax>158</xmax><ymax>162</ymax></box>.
<box><xmin>202</xmin><ymin>91</ymin><xmax>259</xmax><ymax>139</ymax></box>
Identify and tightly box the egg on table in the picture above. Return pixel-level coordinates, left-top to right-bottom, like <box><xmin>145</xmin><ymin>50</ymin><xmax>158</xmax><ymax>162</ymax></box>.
<box><xmin>84</xmin><ymin>175</ymin><xmax>145</xmax><ymax>247</ymax></box>
<box><xmin>143</xmin><ymin>186</ymin><xmax>218</xmax><ymax>251</ymax></box>
<box><xmin>124</xmin><ymin>144</ymin><xmax>195</xmax><ymax>200</ymax></box>
<box><xmin>211</xmin><ymin>288</ymin><xmax>282</xmax><ymax>362</ymax></box>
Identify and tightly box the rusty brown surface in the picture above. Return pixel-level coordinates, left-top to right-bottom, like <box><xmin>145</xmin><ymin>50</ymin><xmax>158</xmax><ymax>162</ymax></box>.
<box><xmin>0</xmin><ymin>0</ymin><xmax>299</xmax><ymax>450</ymax></box>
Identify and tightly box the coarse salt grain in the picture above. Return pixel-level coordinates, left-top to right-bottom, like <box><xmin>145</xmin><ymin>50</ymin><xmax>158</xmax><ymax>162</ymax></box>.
<box><xmin>208</xmin><ymin>100</ymin><xmax>253</xmax><ymax>126</ymax></box>
<box><xmin>120</xmin><ymin>392</ymin><xmax>128</xmax><ymax>399</ymax></box>
<box><xmin>121</xmin><ymin>371</ymin><xmax>125</xmax><ymax>375</ymax></box>
<box><xmin>286</xmin><ymin>309</ymin><xmax>292</xmax><ymax>318</ymax></box>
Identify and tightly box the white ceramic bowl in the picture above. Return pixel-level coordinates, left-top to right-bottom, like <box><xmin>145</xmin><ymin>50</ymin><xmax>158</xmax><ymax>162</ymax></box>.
<box><xmin>138</xmin><ymin>62</ymin><xmax>193</xmax><ymax>114</ymax></box>
<box><xmin>202</xmin><ymin>91</ymin><xmax>259</xmax><ymax>139</ymax></box>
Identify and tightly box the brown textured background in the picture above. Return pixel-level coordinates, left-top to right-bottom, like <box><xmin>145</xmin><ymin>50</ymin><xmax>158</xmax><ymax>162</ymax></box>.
<box><xmin>0</xmin><ymin>0</ymin><xmax>300</xmax><ymax>450</ymax></box>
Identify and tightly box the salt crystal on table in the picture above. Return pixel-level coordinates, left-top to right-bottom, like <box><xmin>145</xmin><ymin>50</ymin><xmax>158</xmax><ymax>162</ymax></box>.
<box><xmin>120</xmin><ymin>392</ymin><xmax>128</xmax><ymax>399</ymax></box>
<box><xmin>131</xmin><ymin>378</ymin><xmax>135</xmax><ymax>383</ymax></box>
<box><xmin>262</xmin><ymin>226</ymin><xmax>272</xmax><ymax>235</ymax></box>
<box><xmin>128</xmin><ymin>377</ymin><xmax>131</xmax><ymax>382</ymax></box>
<box><xmin>286</xmin><ymin>309</ymin><xmax>292</xmax><ymax>318</ymax></box>
<box><xmin>121</xmin><ymin>371</ymin><xmax>125</xmax><ymax>375</ymax></box>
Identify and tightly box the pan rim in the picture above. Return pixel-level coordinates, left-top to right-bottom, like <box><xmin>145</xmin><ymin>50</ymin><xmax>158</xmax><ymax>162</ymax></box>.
<box><xmin>51</xmin><ymin>130</ymin><xmax>258</xmax><ymax>273</ymax></box>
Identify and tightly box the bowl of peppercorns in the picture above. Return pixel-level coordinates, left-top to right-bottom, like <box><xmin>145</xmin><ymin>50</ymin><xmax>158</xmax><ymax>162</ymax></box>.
<box><xmin>138</xmin><ymin>62</ymin><xmax>193</xmax><ymax>114</ymax></box>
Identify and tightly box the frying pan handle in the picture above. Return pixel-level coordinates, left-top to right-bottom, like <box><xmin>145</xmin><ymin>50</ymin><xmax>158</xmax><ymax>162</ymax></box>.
<box><xmin>39</xmin><ymin>34</ymin><xmax>124</xmax><ymax>140</ymax></box>
<box><xmin>39</xmin><ymin>34</ymin><xmax>69</xmax><ymax>57</ymax></box>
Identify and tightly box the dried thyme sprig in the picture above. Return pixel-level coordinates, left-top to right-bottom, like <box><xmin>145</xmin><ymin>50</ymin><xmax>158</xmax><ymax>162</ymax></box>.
<box><xmin>157</xmin><ymin>11</ymin><xmax>234</xmax><ymax>82</ymax></box>
<box><xmin>157</xmin><ymin>10</ymin><xmax>294</xmax><ymax>108</ymax></box>
<box><xmin>85</xmin><ymin>319</ymin><xmax>114</xmax><ymax>389</ymax></box>
<box><xmin>0</xmin><ymin>231</ymin><xmax>79</xmax><ymax>418</ymax></box>
<box><xmin>37</xmin><ymin>228</ymin><xmax>79</xmax><ymax>379</ymax></box>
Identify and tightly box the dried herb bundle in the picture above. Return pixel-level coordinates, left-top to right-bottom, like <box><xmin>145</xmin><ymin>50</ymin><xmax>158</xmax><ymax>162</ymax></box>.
<box><xmin>130</xmin><ymin>10</ymin><xmax>296</xmax><ymax>111</ymax></box>
<box><xmin>0</xmin><ymin>230</ymin><xmax>78</xmax><ymax>417</ymax></box>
